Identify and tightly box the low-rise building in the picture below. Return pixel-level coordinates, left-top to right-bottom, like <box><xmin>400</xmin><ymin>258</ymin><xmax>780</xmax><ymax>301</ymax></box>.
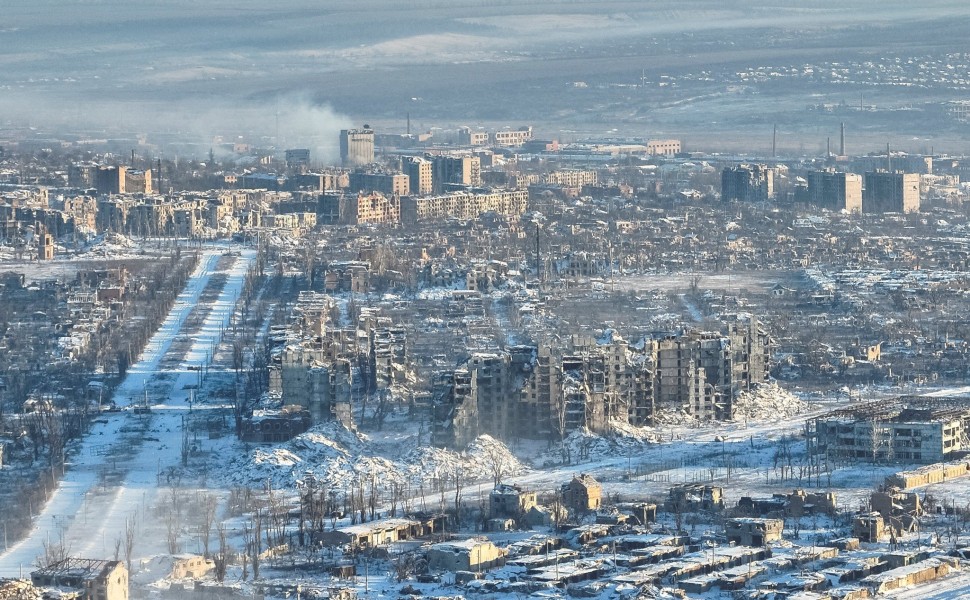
<box><xmin>31</xmin><ymin>559</ymin><xmax>128</xmax><ymax>600</ymax></box>
<box><xmin>561</xmin><ymin>474</ymin><xmax>602</xmax><ymax>512</ymax></box>
<box><xmin>807</xmin><ymin>400</ymin><xmax>970</xmax><ymax>464</ymax></box>
<box><xmin>725</xmin><ymin>518</ymin><xmax>783</xmax><ymax>546</ymax></box>
<box><xmin>489</xmin><ymin>484</ymin><xmax>537</xmax><ymax>517</ymax></box>
<box><xmin>169</xmin><ymin>555</ymin><xmax>215</xmax><ymax>579</ymax></box>
<box><xmin>427</xmin><ymin>539</ymin><xmax>507</xmax><ymax>572</ymax></box>
<box><xmin>315</xmin><ymin>516</ymin><xmax>444</xmax><ymax>549</ymax></box>
<box><xmin>666</xmin><ymin>484</ymin><xmax>724</xmax><ymax>512</ymax></box>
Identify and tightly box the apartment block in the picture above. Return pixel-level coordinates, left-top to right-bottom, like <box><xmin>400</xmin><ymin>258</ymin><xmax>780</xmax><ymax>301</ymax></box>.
<box><xmin>863</xmin><ymin>171</ymin><xmax>920</xmax><ymax>213</ymax></box>
<box><xmin>402</xmin><ymin>155</ymin><xmax>433</xmax><ymax>195</ymax></box>
<box><xmin>430</xmin><ymin>154</ymin><xmax>482</xmax><ymax>192</ymax></box>
<box><xmin>433</xmin><ymin>319</ymin><xmax>768</xmax><ymax>448</ymax></box>
<box><xmin>807</xmin><ymin>169</ymin><xmax>863</xmax><ymax>213</ymax></box>
<box><xmin>319</xmin><ymin>192</ymin><xmax>400</xmax><ymax>225</ymax></box>
<box><xmin>400</xmin><ymin>190</ymin><xmax>527</xmax><ymax>223</ymax></box>
<box><xmin>348</xmin><ymin>171</ymin><xmax>410</xmax><ymax>196</ymax></box>
<box><xmin>543</xmin><ymin>170</ymin><xmax>598</xmax><ymax>188</ymax></box>
<box><xmin>721</xmin><ymin>164</ymin><xmax>775</xmax><ymax>202</ymax></box>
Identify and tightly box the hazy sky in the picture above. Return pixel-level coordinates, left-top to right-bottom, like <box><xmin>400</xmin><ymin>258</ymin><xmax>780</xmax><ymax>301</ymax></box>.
<box><xmin>3</xmin><ymin>0</ymin><xmax>970</xmax><ymax>153</ymax></box>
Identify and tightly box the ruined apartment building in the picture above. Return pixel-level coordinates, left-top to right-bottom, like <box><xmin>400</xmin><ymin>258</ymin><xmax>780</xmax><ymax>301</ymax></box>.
<box><xmin>432</xmin><ymin>318</ymin><xmax>769</xmax><ymax>448</ymax></box>
<box><xmin>806</xmin><ymin>169</ymin><xmax>863</xmax><ymax>213</ymax></box>
<box><xmin>348</xmin><ymin>171</ymin><xmax>410</xmax><ymax>197</ymax></box>
<box><xmin>434</xmin><ymin>336</ymin><xmax>649</xmax><ymax>447</ymax></box>
<box><xmin>402</xmin><ymin>156</ymin><xmax>434</xmax><ymax>195</ymax></box>
<box><xmin>274</xmin><ymin>292</ymin><xmax>407</xmax><ymax>428</ymax></box>
<box><xmin>543</xmin><ymin>169</ymin><xmax>599</xmax><ymax>188</ymax></box>
<box><xmin>318</xmin><ymin>191</ymin><xmax>401</xmax><ymax>225</ymax></box>
<box><xmin>429</xmin><ymin>154</ymin><xmax>482</xmax><ymax>192</ymax></box>
<box><xmin>400</xmin><ymin>189</ymin><xmax>528</xmax><ymax>223</ymax></box>
<box><xmin>721</xmin><ymin>164</ymin><xmax>776</xmax><ymax>203</ymax></box>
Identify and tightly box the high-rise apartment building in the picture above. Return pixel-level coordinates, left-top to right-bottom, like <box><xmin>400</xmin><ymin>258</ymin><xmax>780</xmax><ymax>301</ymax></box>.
<box><xmin>807</xmin><ymin>169</ymin><xmax>862</xmax><ymax>213</ymax></box>
<box><xmin>402</xmin><ymin>156</ymin><xmax>433</xmax><ymax>195</ymax></box>
<box><xmin>430</xmin><ymin>155</ymin><xmax>481</xmax><ymax>192</ymax></box>
<box><xmin>863</xmin><ymin>171</ymin><xmax>920</xmax><ymax>213</ymax></box>
<box><xmin>721</xmin><ymin>164</ymin><xmax>775</xmax><ymax>202</ymax></box>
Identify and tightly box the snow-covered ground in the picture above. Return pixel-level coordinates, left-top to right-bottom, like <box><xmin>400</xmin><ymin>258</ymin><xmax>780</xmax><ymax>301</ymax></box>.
<box><xmin>0</xmin><ymin>248</ymin><xmax>255</xmax><ymax>576</ymax></box>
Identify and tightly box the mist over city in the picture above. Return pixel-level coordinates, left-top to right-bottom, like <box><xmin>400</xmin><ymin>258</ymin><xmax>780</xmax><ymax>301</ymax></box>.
<box><xmin>3</xmin><ymin>1</ymin><xmax>970</xmax><ymax>599</ymax></box>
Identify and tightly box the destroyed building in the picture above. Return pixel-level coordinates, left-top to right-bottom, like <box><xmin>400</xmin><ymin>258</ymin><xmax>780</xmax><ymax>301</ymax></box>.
<box><xmin>665</xmin><ymin>484</ymin><xmax>724</xmax><ymax>513</ymax></box>
<box><xmin>489</xmin><ymin>484</ymin><xmax>538</xmax><ymax>518</ymax></box>
<box><xmin>724</xmin><ymin>518</ymin><xmax>784</xmax><ymax>546</ymax></box>
<box><xmin>432</xmin><ymin>317</ymin><xmax>769</xmax><ymax>447</ymax></box>
<box><xmin>807</xmin><ymin>398</ymin><xmax>970</xmax><ymax>464</ymax></box>
<box><xmin>270</xmin><ymin>292</ymin><xmax>409</xmax><ymax>429</ymax></box>
<box><xmin>561</xmin><ymin>474</ymin><xmax>603</xmax><ymax>512</ymax></box>
<box><xmin>721</xmin><ymin>164</ymin><xmax>776</xmax><ymax>202</ymax></box>
<box><xmin>31</xmin><ymin>558</ymin><xmax>128</xmax><ymax>600</ymax></box>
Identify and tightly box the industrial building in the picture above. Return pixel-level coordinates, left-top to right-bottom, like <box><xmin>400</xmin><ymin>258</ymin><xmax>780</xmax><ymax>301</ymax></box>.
<box><xmin>339</xmin><ymin>127</ymin><xmax>375</xmax><ymax>167</ymax></box>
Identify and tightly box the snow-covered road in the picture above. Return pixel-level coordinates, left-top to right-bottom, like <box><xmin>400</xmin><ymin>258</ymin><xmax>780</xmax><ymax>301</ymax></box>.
<box><xmin>0</xmin><ymin>248</ymin><xmax>255</xmax><ymax>576</ymax></box>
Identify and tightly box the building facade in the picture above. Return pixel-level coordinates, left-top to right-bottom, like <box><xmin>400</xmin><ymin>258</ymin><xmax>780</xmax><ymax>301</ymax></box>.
<box><xmin>863</xmin><ymin>171</ymin><xmax>920</xmax><ymax>213</ymax></box>
<box><xmin>807</xmin><ymin>169</ymin><xmax>863</xmax><ymax>213</ymax></box>
<box><xmin>402</xmin><ymin>156</ymin><xmax>433</xmax><ymax>195</ymax></box>
<box><xmin>808</xmin><ymin>401</ymin><xmax>970</xmax><ymax>463</ymax></box>
<box><xmin>339</xmin><ymin>127</ymin><xmax>375</xmax><ymax>167</ymax></box>
<box><xmin>721</xmin><ymin>164</ymin><xmax>775</xmax><ymax>203</ymax></box>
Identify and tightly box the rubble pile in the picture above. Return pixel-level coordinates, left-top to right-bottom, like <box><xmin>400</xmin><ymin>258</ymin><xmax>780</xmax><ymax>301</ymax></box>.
<box><xmin>224</xmin><ymin>424</ymin><xmax>527</xmax><ymax>489</ymax></box>
<box><xmin>733</xmin><ymin>382</ymin><xmax>809</xmax><ymax>422</ymax></box>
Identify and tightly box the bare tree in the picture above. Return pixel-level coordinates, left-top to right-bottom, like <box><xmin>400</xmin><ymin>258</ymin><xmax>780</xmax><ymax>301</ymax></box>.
<box><xmin>368</xmin><ymin>475</ymin><xmax>378</xmax><ymax>522</ymax></box>
<box><xmin>245</xmin><ymin>508</ymin><xmax>264</xmax><ymax>580</ymax></box>
<box><xmin>485</xmin><ymin>444</ymin><xmax>509</xmax><ymax>487</ymax></box>
<box><xmin>213</xmin><ymin>523</ymin><xmax>229</xmax><ymax>583</ymax></box>
<box><xmin>124</xmin><ymin>515</ymin><xmax>136</xmax><ymax>573</ymax></box>
<box><xmin>453</xmin><ymin>464</ymin><xmax>465</xmax><ymax>528</ymax></box>
<box><xmin>164</xmin><ymin>488</ymin><xmax>184</xmax><ymax>554</ymax></box>
<box><xmin>265</xmin><ymin>485</ymin><xmax>287</xmax><ymax>552</ymax></box>
<box><xmin>39</xmin><ymin>528</ymin><xmax>71</xmax><ymax>568</ymax></box>
<box><xmin>165</xmin><ymin>511</ymin><xmax>180</xmax><ymax>554</ymax></box>
<box><xmin>198</xmin><ymin>493</ymin><xmax>218</xmax><ymax>558</ymax></box>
